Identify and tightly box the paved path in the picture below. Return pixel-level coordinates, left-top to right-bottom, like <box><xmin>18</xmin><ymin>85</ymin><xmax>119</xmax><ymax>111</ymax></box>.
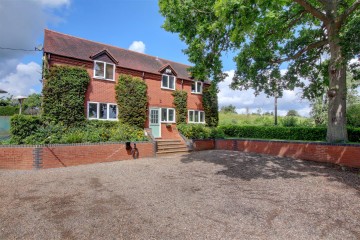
<box><xmin>1</xmin><ymin>150</ymin><xmax>360</xmax><ymax>239</ymax></box>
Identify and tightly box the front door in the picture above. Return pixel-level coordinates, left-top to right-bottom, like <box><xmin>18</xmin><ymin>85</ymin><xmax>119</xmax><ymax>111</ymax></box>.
<box><xmin>149</xmin><ymin>108</ymin><xmax>161</xmax><ymax>138</ymax></box>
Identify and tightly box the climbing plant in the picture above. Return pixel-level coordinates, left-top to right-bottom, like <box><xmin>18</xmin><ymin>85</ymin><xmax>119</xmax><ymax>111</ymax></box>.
<box><xmin>202</xmin><ymin>83</ymin><xmax>219</xmax><ymax>127</ymax></box>
<box><xmin>42</xmin><ymin>65</ymin><xmax>90</xmax><ymax>126</ymax></box>
<box><xmin>172</xmin><ymin>90</ymin><xmax>187</xmax><ymax>124</ymax></box>
<box><xmin>115</xmin><ymin>74</ymin><xmax>148</xmax><ymax>128</ymax></box>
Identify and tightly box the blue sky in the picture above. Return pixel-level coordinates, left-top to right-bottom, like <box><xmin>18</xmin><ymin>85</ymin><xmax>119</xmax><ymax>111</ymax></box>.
<box><xmin>0</xmin><ymin>0</ymin><xmax>312</xmax><ymax>116</ymax></box>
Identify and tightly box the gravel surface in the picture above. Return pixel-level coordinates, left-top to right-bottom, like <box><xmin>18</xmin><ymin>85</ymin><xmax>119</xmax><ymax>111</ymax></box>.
<box><xmin>1</xmin><ymin>150</ymin><xmax>360</xmax><ymax>240</ymax></box>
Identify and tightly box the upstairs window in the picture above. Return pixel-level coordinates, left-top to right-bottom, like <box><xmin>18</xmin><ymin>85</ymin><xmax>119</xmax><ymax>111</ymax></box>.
<box><xmin>191</xmin><ymin>81</ymin><xmax>203</xmax><ymax>94</ymax></box>
<box><xmin>188</xmin><ymin>110</ymin><xmax>205</xmax><ymax>123</ymax></box>
<box><xmin>161</xmin><ymin>74</ymin><xmax>175</xmax><ymax>90</ymax></box>
<box><xmin>161</xmin><ymin>108</ymin><xmax>175</xmax><ymax>123</ymax></box>
<box><xmin>94</xmin><ymin>61</ymin><xmax>115</xmax><ymax>81</ymax></box>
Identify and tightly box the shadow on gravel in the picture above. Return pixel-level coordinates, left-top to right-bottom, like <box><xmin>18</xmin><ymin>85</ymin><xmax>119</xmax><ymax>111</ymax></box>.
<box><xmin>180</xmin><ymin>150</ymin><xmax>360</xmax><ymax>192</ymax></box>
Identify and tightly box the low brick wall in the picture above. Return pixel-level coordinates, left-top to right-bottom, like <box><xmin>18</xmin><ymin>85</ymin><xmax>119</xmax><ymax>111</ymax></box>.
<box><xmin>0</xmin><ymin>142</ymin><xmax>154</xmax><ymax>170</ymax></box>
<box><xmin>193</xmin><ymin>139</ymin><xmax>360</xmax><ymax>168</ymax></box>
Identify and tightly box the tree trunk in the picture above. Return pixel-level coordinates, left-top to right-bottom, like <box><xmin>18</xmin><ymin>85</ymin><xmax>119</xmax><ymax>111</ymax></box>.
<box><xmin>326</xmin><ymin>25</ymin><xmax>348</xmax><ymax>142</ymax></box>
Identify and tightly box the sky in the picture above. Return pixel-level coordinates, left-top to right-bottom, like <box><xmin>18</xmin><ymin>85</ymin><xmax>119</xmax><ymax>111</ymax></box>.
<box><xmin>0</xmin><ymin>0</ymin><xmax>312</xmax><ymax>116</ymax></box>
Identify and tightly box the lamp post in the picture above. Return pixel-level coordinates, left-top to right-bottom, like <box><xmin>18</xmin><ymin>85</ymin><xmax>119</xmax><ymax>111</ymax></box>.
<box><xmin>14</xmin><ymin>96</ymin><xmax>27</xmax><ymax>115</ymax></box>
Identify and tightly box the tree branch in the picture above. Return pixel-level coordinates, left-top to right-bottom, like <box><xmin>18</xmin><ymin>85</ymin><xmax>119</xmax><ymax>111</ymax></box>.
<box><xmin>293</xmin><ymin>0</ymin><xmax>330</xmax><ymax>23</ymax></box>
<box><xmin>272</xmin><ymin>39</ymin><xmax>328</xmax><ymax>63</ymax></box>
<box><xmin>337</xmin><ymin>0</ymin><xmax>360</xmax><ymax>27</ymax></box>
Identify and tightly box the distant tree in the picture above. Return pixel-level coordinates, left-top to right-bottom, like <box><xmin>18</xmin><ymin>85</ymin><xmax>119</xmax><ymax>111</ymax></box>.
<box><xmin>347</xmin><ymin>104</ymin><xmax>360</xmax><ymax>127</ymax></box>
<box><xmin>287</xmin><ymin>110</ymin><xmax>299</xmax><ymax>117</ymax></box>
<box><xmin>220</xmin><ymin>104</ymin><xmax>236</xmax><ymax>114</ymax></box>
<box><xmin>24</xmin><ymin>93</ymin><xmax>42</xmax><ymax>115</ymax></box>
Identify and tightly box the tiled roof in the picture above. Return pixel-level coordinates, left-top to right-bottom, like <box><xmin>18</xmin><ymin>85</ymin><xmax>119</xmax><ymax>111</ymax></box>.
<box><xmin>43</xmin><ymin>29</ymin><xmax>195</xmax><ymax>81</ymax></box>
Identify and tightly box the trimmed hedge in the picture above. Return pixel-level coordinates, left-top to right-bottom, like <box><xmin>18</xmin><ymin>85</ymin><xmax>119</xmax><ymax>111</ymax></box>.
<box><xmin>178</xmin><ymin>123</ymin><xmax>225</xmax><ymax>139</ymax></box>
<box><xmin>219</xmin><ymin>125</ymin><xmax>360</xmax><ymax>142</ymax></box>
<box><xmin>0</xmin><ymin>106</ymin><xmax>19</xmax><ymax>116</ymax></box>
<box><xmin>10</xmin><ymin>115</ymin><xmax>43</xmax><ymax>144</ymax></box>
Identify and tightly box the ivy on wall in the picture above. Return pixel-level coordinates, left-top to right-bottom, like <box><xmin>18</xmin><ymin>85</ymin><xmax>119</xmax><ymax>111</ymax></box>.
<box><xmin>115</xmin><ymin>74</ymin><xmax>148</xmax><ymax>128</ymax></box>
<box><xmin>202</xmin><ymin>83</ymin><xmax>219</xmax><ymax>127</ymax></box>
<box><xmin>42</xmin><ymin>65</ymin><xmax>90</xmax><ymax>126</ymax></box>
<box><xmin>172</xmin><ymin>90</ymin><xmax>187</xmax><ymax>125</ymax></box>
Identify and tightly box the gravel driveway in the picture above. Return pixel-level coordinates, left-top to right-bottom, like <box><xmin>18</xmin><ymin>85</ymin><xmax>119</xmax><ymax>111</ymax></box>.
<box><xmin>1</xmin><ymin>150</ymin><xmax>360</xmax><ymax>240</ymax></box>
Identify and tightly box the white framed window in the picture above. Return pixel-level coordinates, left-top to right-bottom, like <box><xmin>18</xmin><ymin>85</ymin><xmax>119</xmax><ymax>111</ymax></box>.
<box><xmin>161</xmin><ymin>74</ymin><xmax>175</xmax><ymax>90</ymax></box>
<box><xmin>93</xmin><ymin>61</ymin><xmax>115</xmax><ymax>81</ymax></box>
<box><xmin>88</xmin><ymin>102</ymin><xmax>118</xmax><ymax>120</ymax></box>
<box><xmin>161</xmin><ymin>108</ymin><xmax>175</xmax><ymax>123</ymax></box>
<box><xmin>191</xmin><ymin>81</ymin><xmax>203</xmax><ymax>94</ymax></box>
<box><xmin>188</xmin><ymin>110</ymin><xmax>205</xmax><ymax>123</ymax></box>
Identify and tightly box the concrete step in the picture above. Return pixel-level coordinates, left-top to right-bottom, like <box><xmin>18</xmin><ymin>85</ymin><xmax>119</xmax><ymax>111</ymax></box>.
<box><xmin>156</xmin><ymin>149</ymin><xmax>191</xmax><ymax>156</ymax></box>
<box><xmin>157</xmin><ymin>145</ymin><xmax>188</xmax><ymax>151</ymax></box>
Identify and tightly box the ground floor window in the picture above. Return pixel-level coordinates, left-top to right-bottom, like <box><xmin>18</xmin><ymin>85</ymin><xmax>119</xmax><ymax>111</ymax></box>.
<box><xmin>161</xmin><ymin>108</ymin><xmax>175</xmax><ymax>123</ymax></box>
<box><xmin>88</xmin><ymin>102</ymin><xmax>118</xmax><ymax>120</ymax></box>
<box><xmin>188</xmin><ymin>110</ymin><xmax>205</xmax><ymax>123</ymax></box>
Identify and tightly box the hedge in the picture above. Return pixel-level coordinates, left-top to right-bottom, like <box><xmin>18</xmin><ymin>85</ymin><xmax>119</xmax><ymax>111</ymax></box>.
<box><xmin>0</xmin><ymin>106</ymin><xmax>19</xmax><ymax>116</ymax></box>
<box><xmin>219</xmin><ymin>125</ymin><xmax>360</xmax><ymax>143</ymax></box>
<box><xmin>178</xmin><ymin>123</ymin><xmax>225</xmax><ymax>139</ymax></box>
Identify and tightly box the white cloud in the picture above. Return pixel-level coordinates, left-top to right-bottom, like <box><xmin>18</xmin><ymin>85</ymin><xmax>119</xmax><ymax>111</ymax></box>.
<box><xmin>129</xmin><ymin>41</ymin><xmax>146</xmax><ymax>53</ymax></box>
<box><xmin>0</xmin><ymin>0</ymin><xmax>69</xmax><ymax>96</ymax></box>
<box><xmin>218</xmin><ymin>70</ymin><xmax>311</xmax><ymax>117</ymax></box>
<box><xmin>0</xmin><ymin>62</ymin><xmax>42</xmax><ymax>96</ymax></box>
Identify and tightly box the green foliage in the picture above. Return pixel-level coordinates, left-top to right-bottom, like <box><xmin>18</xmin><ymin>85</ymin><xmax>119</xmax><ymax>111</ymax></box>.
<box><xmin>0</xmin><ymin>106</ymin><xmax>19</xmax><ymax>116</ymax></box>
<box><xmin>347</xmin><ymin>104</ymin><xmax>360</xmax><ymax>127</ymax></box>
<box><xmin>177</xmin><ymin>123</ymin><xmax>224</xmax><ymax>139</ymax></box>
<box><xmin>115</xmin><ymin>74</ymin><xmax>147</xmax><ymax>128</ymax></box>
<box><xmin>286</xmin><ymin>110</ymin><xmax>299</xmax><ymax>117</ymax></box>
<box><xmin>219</xmin><ymin>125</ymin><xmax>327</xmax><ymax>142</ymax></box>
<box><xmin>10</xmin><ymin>115</ymin><xmax>43</xmax><ymax>144</ymax></box>
<box><xmin>202</xmin><ymin>84</ymin><xmax>219</xmax><ymax>127</ymax></box>
<box><xmin>220</xmin><ymin>104</ymin><xmax>237</xmax><ymax>114</ymax></box>
<box><xmin>42</xmin><ymin>65</ymin><xmax>90</xmax><ymax>126</ymax></box>
<box><xmin>172</xmin><ymin>90</ymin><xmax>187</xmax><ymax>124</ymax></box>
<box><xmin>281</xmin><ymin>116</ymin><xmax>298</xmax><ymax>127</ymax></box>
<box><xmin>348</xmin><ymin>128</ymin><xmax>360</xmax><ymax>142</ymax></box>
<box><xmin>24</xmin><ymin>93</ymin><xmax>41</xmax><ymax>109</ymax></box>
<box><xmin>9</xmin><ymin>118</ymin><xmax>147</xmax><ymax>145</ymax></box>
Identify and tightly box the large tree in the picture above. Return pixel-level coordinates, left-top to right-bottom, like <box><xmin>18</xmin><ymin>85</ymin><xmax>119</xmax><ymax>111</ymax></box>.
<box><xmin>159</xmin><ymin>0</ymin><xmax>360</xmax><ymax>142</ymax></box>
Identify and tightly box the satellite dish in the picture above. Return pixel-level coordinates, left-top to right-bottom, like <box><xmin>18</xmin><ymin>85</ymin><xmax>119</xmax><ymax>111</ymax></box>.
<box><xmin>35</xmin><ymin>44</ymin><xmax>43</xmax><ymax>51</ymax></box>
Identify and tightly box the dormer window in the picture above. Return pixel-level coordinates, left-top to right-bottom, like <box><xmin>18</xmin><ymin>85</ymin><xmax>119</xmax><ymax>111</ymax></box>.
<box><xmin>191</xmin><ymin>81</ymin><xmax>203</xmax><ymax>94</ymax></box>
<box><xmin>161</xmin><ymin>74</ymin><xmax>175</xmax><ymax>90</ymax></box>
<box><xmin>94</xmin><ymin>61</ymin><xmax>115</xmax><ymax>81</ymax></box>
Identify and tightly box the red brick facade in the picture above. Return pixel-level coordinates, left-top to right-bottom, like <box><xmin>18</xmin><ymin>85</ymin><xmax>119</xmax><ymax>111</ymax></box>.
<box><xmin>47</xmin><ymin>54</ymin><xmax>206</xmax><ymax>139</ymax></box>
<box><xmin>193</xmin><ymin>139</ymin><xmax>360</xmax><ymax>168</ymax></box>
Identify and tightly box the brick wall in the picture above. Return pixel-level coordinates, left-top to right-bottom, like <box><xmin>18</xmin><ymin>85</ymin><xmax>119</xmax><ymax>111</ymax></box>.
<box><xmin>0</xmin><ymin>146</ymin><xmax>35</xmax><ymax>170</ymax></box>
<box><xmin>0</xmin><ymin>142</ymin><xmax>154</xmax><ymax>170</ymax></box>
<box><xmin>193</xmin><ymin>139</ymin><xmax>360</xmax><ymax>168</ymax></box>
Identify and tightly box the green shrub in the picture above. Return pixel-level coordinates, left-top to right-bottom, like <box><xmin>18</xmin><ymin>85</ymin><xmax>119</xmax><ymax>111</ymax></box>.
<box><xmin>281</xmin><ymin>116</ymin><xmax>298</xmax><ymax>127</ymax></box>
<box><xmin>178</xmin><ymin>124</ymin><xmax>210</xmax><ymax>139</ymax></box>
<box><xmin>348</xmin><ymin>128</ymin><xmax>360</xmax><ymax>142</ymax></box>
<box><xmin>0</xmin><ymin>106</ymin><xmax>19</xmax><ymax>116</ymax></box>
<box><xmin>115</xmin><ymin>74</ymin><xmax>148</xmax><ymax>128</ymax></box>
<box><xmin>347</xmin><ymin>104</ymin><xmax>360</xmax><ymax>127</ymax></box>
<box><xmin>109</xmin><ymin>124</ymin><xmax>147</xmax><ymax>142</ymax></box>
<box><xmin>219</xmin><ymin>125</ymin><xmax>327</xmax><ymax>141</ymax></box>
<box><xmin>209</xmin><ymin>127</ymin><xmax>225</xmax><ymax>139</ymax></box>
<box><xmin>42</xmin><ymin>65</ymin><xmax>90</xmax><ymax>126</ymax></box>
<box><xmin>172</xmin><ymin>90</ymin><xmax>187</xmax><ymax>124</ymax></box>
<box><xmin>10</xmin><ymin>115</ymin><xmax>43</xmax><ymax>144</ymax></box>
<box><xmin>202</xmin><ymin>84</ymin><xmax>219</xmax><ymax>127</ymax></box>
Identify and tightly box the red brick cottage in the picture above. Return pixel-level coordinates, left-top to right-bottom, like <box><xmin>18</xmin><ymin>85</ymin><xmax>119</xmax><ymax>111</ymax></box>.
<box><xmin>43</xmin><ymin>29</ymin><xmax>209</xmax><ymax>140</ymax></box>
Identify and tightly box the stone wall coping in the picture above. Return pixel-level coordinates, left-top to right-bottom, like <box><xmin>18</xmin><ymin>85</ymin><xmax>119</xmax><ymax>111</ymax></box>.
<box><xmin>193</xmin><ymin>138</ymin><xmax>360</xmax><ymax>147</ymax></box>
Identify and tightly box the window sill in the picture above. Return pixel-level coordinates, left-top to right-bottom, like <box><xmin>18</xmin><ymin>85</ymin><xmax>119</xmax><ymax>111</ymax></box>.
<box><xmin>88</xmin><ymin>118</ymin><xmax>118</xmax><ymax>121</ymax></box>
<box><xmin>93</xmin><ymin>77</ymin><xmax>115</xmax><ymax>82</ymax></box>
<box><xmin>161</xmin><ymin>87</ymin><xmax>175</xmax><ymax>91</ymax></box>
<box><xmin>188</xmin><ymin>122</ymin><xmax>205</xmax><ymax>124</ymax></box>
<box><xmin>191</xmin><ymin>92</ymin><xmax>203</xmax><ymax>95</ymax></box>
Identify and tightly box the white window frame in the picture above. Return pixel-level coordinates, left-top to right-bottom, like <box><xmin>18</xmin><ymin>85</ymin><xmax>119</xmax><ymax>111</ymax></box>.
<box><xmin>161</xmin><ymin>108</ymin><xmax>176</xmax><ymax>123</ymax></box>
<box><xmin>191</xmin><ymin>81</ymin><xmax>203</xmax><ymax>94</ymax></box>
<box><xmin>188</xmin><ymin>110</ymin><xmax>205</xmax><ymax>123</ymax></box>
<box><xmin>161</xmin><ymin>74</ymin><xmax>176</xmax><ymax>90</ymax></box>
<box><xmin>87</xmin><ymin>102</ymin><xmax>118</xmax><ymax>121</ymax></box>
<box><xmin>93</xmin><ymin>61</ymin><xmax>115</xmax><ymax>81</ymax></box>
